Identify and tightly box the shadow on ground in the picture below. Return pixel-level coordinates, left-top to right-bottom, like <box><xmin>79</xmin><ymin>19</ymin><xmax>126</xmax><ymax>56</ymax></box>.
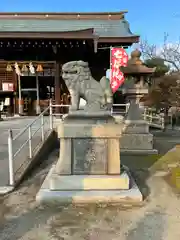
<box><xmin>126</xmin><ymin>210</ymin><xmax>165</xmax><ymax>240</ymax></box>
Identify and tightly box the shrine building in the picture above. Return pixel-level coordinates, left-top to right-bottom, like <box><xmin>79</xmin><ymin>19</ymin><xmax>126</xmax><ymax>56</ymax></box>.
<box><xmin>0</xmin><ymin>11</ymin><xmax>139</xmax><ymax>116</ymax></box>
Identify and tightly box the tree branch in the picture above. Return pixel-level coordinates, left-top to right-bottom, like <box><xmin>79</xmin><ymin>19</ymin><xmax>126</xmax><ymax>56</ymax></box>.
<box><xmin>139</xmin><ymin>33</ymin><xmax>180</xmax><ymax>71</ymax></box>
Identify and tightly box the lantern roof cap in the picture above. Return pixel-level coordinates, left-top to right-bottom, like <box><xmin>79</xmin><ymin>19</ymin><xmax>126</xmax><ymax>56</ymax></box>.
<box><xmin>121</xmin><ymin>49</ymin><xmax>156</xmax><ymax>74</ymax></box>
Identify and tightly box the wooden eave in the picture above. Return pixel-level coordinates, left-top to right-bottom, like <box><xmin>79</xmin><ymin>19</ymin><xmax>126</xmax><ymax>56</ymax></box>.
<box><xmin>0</xmin><ymin>28</ymin><xmax>94</xmax><ymax>39</ymax></box>
<box><xmin>99</xmin><ymin>36</ymin><xmax>139</xmax><ymax>43</ymax></box>
<box><xmin>0</xmin><ymin>30</ymin><xmax>139</xmax><ymax>43</ymax></box>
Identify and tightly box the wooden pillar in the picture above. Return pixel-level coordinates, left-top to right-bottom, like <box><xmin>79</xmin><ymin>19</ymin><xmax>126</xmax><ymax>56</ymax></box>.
<box><xmin>36</xmin><ymin>74</ymin><xmax>41</xmax><ymax>114</ymax></box>
<box><xmin>17</xmin><ymin>74</ymin><xmax>23</xmax><ymax>115</ymax></box>
<box><xmin>13</xmin><ymin>70</ymin><xmax>18</xmax><ymax>115</ymax></box>
<box><xmin>55</xmin><ymin>62</ymin><xmax>61</xmax><ymax>113</ymax></box>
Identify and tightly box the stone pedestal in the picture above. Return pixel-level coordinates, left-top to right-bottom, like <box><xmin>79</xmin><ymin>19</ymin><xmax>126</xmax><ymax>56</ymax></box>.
<box><xmin>119</xmin><ymin>49</ymin><xmax>157</xmax><ymax>154</ymax></box>
<box><xmin>121</xmin><ymin>101</ymin><xmax>157</xmax><ymax>154</ymax></box>
<box><xmin>36</xmin><ymin>113</ymin><xmax>142</xmax><ymax>204</ymax></box>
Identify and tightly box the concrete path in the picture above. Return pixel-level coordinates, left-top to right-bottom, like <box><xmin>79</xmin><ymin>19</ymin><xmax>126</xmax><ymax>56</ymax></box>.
<box><xmin>0</xmin><ymin>117</ymin><xmax>51</xmax><ymax>188</ymax></box>
<box><xmin>0</xmin><ymin>143</ymin><xmax>180</xmax><ymax>239</ymax></box>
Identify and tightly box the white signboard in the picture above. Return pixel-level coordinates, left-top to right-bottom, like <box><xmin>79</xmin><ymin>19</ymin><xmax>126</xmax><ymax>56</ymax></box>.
<box><xmin>2</xmin><ymin>83</ymin><xmax>14</xmax><ymax>91</ymax></box>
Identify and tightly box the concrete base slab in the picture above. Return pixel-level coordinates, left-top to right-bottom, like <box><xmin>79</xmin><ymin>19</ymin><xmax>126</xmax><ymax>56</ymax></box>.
<box><xmin>121</xmin><ymin>133</ymin><xmax>154</xmax><ymax>150</ymax></box>
<box><xmin>36</xmin><ymin>165</ymin><xmax>143</xmax><ymax>204</ymax></box>
<box><xmin>0</xmin><ymin>186</ymin><xmax>14</xmax><ymax>194</ymax></box>
<box><xmin>114</xmin><ymin>115</ymin><xmax>124</xmax><ymax>124</ymax></box>
<box><xmin>121</xmin><ymin>149</ymin><xmax>158</xmax><ymax>155</ymax></box>
<box><xmin>50</xmin><ymin>172</ymin><xmax>130</xmax><ymax>190</ymax></box>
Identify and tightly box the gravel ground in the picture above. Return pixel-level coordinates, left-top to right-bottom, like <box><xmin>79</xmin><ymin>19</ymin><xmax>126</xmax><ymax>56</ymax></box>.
<box><xmin>0</xmin><ymin>130</ymin><xmax>180</xmax><ymax>240</ymax></box>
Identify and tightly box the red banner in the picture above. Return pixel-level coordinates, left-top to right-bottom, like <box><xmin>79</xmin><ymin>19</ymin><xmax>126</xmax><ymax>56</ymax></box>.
<box><xmin>110</xmin><ymin>48</ymin><xmax>128</xmax><ymax>93</ymax></box>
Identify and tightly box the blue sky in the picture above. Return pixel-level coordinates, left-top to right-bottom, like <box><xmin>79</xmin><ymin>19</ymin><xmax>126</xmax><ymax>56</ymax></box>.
<box><xmin>1</xmin><ymin>0</ymin><xmax>180</xmax><ymax>46</ymax></box>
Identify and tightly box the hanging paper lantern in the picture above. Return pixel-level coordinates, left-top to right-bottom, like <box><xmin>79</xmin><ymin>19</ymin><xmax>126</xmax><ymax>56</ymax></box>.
<box><xmin>21</xmin><ymin>64</ymin><xmax>28</xmax><ymax>72</ymax></box>
<box><xmin>29</xmin><ymin>62</ymin><xmax>35</xmax><ymax>74</ymax></box>
<box><xmin>6</xmin><ymin>63</ymin><xmax>13</xmax><ymax>72</ymax></box>
<box><xmin>14</xmin><ymin>62</ymin><xmax>22</xmax><ymax>76</ymax></box>
<box><xmin>36</xmin><ymin>64</ymin><xmax>43</xmax><ymax>72</ymax></box>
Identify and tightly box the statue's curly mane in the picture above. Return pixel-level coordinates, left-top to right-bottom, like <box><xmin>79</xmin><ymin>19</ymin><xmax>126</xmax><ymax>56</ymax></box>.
<box><xmin>61</xmin><ymin>60</ymin><xmax>113</xmax><ymax>112</ymax></box>
<box><xmin>62</xmin><ymin>61</ymin><xmax>92</xmax><ymax>83</ymax></box>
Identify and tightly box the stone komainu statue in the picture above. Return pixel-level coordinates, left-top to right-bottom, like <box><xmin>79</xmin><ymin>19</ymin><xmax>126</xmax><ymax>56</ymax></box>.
<box><xmin>61</xmin><ymin>61</ymin><xmax>113</xmax><ymax>112</ymax></box>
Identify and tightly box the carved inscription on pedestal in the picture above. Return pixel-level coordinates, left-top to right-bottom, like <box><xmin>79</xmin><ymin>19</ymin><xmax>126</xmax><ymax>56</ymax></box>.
<box><xmin>72</xmin><ymin>138</ymin><xmax>108</xmax><ymax>174</ymax></box>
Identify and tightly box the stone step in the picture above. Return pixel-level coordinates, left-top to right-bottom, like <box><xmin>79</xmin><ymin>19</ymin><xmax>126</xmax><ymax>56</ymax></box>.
<box><xmin>50</xmin><ymin>172</ymin><xmax>130</xmax><ymax>191</ymax></box>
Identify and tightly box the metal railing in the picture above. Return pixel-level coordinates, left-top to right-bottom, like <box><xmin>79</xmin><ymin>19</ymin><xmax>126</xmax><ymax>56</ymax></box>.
<box><xmin>143</xmin><ymin>108</ymin><xmax>165</xmax><ymax>129</ymax></box>
<box><xmin>143</xmin><ymin>113</ymin><xmax>165</xmax><ymax>129</ymax></box>
<box><xmin>7</xmin><ymin>101</ymin><xmax>164</xmax><ymax>187</ymax></box>
<box><xmin>50</xmin><ymin>103</ymin><xmax>129</xmax><ymax>117</ymax></box>
<box><xmin>7</xmin><ymin>102</ymin><xmax>73</xmax><ymax>186</ymax></box>
<box><xmin>111</xmin><ymin>103</ymin><xmax>130</xmax><ymax>115</ymax></box>
<box><xmin>8</xmin><ymin>107</ymin><xmax>52</xmax><ymax>186</ymax></box>
<box><xmin>50</xmin><ymin>104</ymin><xmax>71</xmax><ymax>118</ymax></box>
<box><xmin>49</xmin><ymin>102</ymin><xmax>164</xmax><ymax>129</ymax></box>
<box><xmin>111</xmin><ymin>104</ymin><xmax>164</xmax><ymax>129</ymax></box>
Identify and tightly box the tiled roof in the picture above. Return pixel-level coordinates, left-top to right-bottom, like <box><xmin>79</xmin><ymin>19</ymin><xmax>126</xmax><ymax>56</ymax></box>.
<box><xmin>0</xmin><ymin>19</ymin><xmax>135</xmax><ymax>38</ymax></box>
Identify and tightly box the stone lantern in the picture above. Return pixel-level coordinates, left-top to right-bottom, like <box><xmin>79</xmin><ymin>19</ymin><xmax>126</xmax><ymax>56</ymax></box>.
<box><xmin>120</xmin><ymin>50</ymin><xmax>157</xmax><ymax>154</ymax></box>
<box><xmin>121</xmin><ymin>49</ymin><xmax>156</xmax><ymax>120</ymax></box>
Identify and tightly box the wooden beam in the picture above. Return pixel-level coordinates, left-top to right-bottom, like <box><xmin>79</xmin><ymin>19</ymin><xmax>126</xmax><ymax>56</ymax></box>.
<box><xmin>0</xmin><ymin>39</ymin><xmax>88</xmax><ymax>50</ymax></box>
<box><xmin>0</xmin><ymin>33</ymin><xmax>139</xmax><ymax>46</ymax></box>
<box><xmin>54</xmin><ymin>62</ymin><xmax>61</xmax><ymax>113</ymax></box>
<box><xmin>98</xmin><ymin>36</ymin><xmax>140</xmax><ymax>43</ymax></box>
<box><xmin>0</xmin><ymin>60</ymin><xmax>55</xmax><ymax>64</ymax></box>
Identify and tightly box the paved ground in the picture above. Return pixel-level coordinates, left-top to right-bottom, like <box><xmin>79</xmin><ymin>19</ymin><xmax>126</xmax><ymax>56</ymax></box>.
<box><xmin>0</xmin><ymin>129</ymin><xmax>179</xmax><ymax>239</ymax></box>
<box><xmin>0</xmin><ymin>117</ymin><xmax>51</xmax><ymax>187</ymax></box>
